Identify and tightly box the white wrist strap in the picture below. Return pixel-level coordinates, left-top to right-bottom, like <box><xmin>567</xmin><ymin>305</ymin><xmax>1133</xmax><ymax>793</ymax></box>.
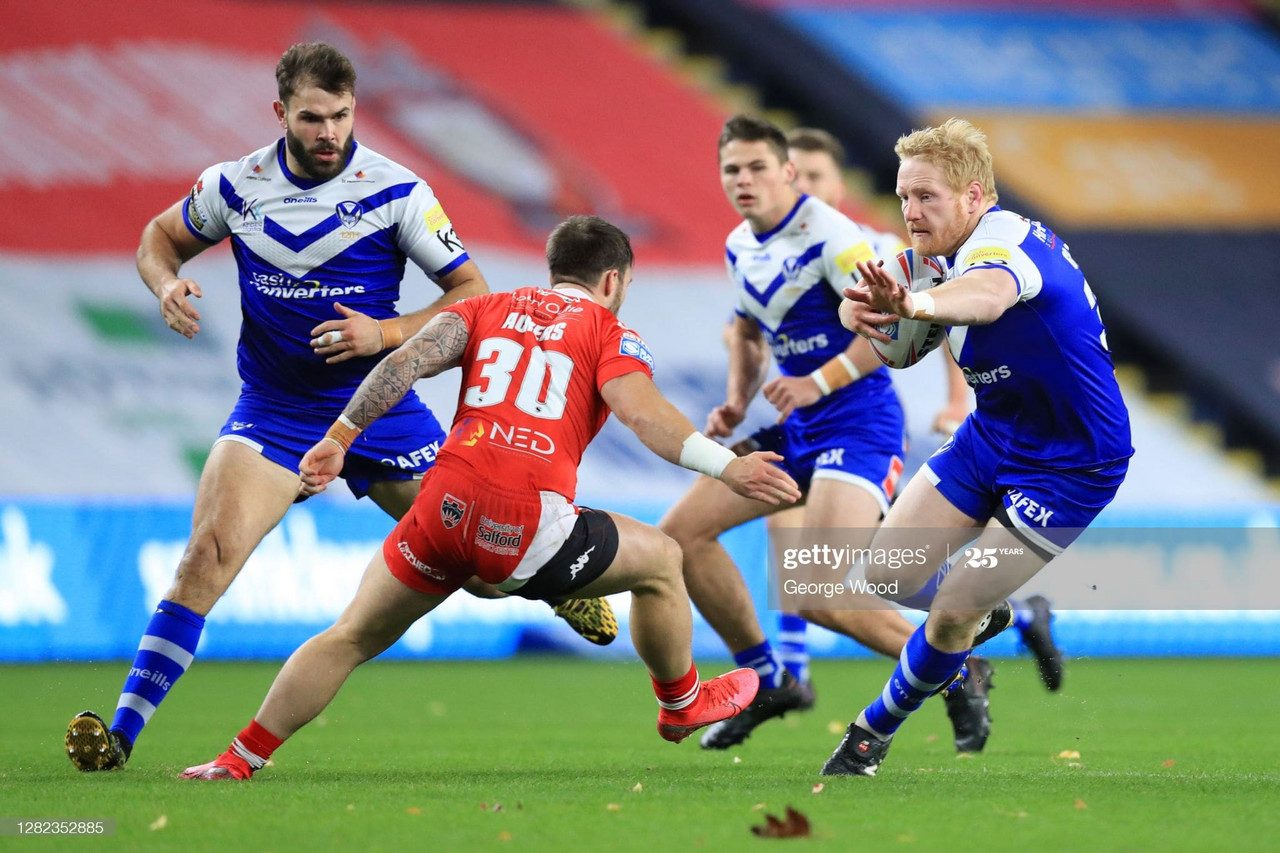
<box><xmin>911</xmin><ymin>291</ymin><xmax>936</xmax><ymax>320</ymax></box>
<box><xmin>836</xmin><ymin>353</ymin><xmax>861</xmax><ymax>382</ymax></box>
<box><xmin>679</xmin><ymin>432</ymin><xmax>737</xmax><ymax>478</ymax></box>
<box><xmin>809</xmin><ymin>369</ymin><xmax>832</xmax><ymax>396</ymax></box>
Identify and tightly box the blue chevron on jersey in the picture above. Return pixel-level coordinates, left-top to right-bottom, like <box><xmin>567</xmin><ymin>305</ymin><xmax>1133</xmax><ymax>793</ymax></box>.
<box><xmin>741</xmin><ymin>241</ymin><xmax>826</xmax><ymax>307</ymax></box>
<box><xmin>260</xmin><ymin>182</ymin><xmax>418</xmax><ymax>253</ymax></box>
<box><xmin>725</xmin><ymin>194</ymin><xmax>902</xmax><ymax>433</ymax></box>
<box><xmin>180</xmin><ymin>138</ymin><xmax>471</xmax><ymax>410</ymax></box>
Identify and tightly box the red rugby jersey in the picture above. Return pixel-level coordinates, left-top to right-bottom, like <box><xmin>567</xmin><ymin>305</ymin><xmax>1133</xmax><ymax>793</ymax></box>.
<box><xmin>436</xmin><ymin>286</ymin><xmax>654</xmax><ymax>499</ymax></box>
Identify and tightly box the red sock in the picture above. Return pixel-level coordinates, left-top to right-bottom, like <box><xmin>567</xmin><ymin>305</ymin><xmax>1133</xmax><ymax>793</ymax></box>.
<box><xmin>229</xmin><ymin>719</ymin><xmax>284</xmax><ymax>769</ymax></box>
<box><xmin>652</xmin><ymin>664</ymin><xmax>700</xmax><ymax>710</ymax></box>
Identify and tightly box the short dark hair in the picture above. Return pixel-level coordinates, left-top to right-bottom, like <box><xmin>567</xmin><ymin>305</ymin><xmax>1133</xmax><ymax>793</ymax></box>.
<box><xmin>786</xmin><ymin>127</ymin><xmax>845</xmax><ymax>167</ymax></box>
<box><xmin>276</xmin><ymin>43</ymin><xmax>356</xmax><ymax>105</ymax></box>
<box><xmin>546</xmin><ymin>216</ymin><xmax>633</xmax><ymax>287</ymax></box>
<box><xmin>717</xmin><ymin>114</ymin><xmax>789</xmax><ymax>164</ymax></box>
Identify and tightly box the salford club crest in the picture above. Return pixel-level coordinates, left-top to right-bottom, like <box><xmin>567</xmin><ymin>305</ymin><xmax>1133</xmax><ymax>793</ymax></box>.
<box><xmin>440</xmin><ymin>494</ymin><xmax>466</xmax><ymax>529</ymax></box>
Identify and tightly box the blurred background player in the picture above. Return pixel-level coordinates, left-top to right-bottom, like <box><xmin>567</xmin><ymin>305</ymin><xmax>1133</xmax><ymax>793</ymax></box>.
<box><xmin>660</xmin><ymin>114</ymin><xmax>992</xmax><ymax>754</ymax></box>
<box><xmin>824</xmin><ymin>118</ymin><xmax>1132</xmax><ymax>776</ymax></box>
<box><xmin>179</xmin><ymin>215</ymin><xmax>803</xmax><ymax>779</ymax></box>
<box><xmin>64</xmin><ymin>43</ymin><xmax>612</xmax><ymax>774</ymax></box>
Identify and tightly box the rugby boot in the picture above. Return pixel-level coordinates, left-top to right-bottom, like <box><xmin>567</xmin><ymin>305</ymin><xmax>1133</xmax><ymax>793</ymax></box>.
<box><xmin>699</xmin><ymin>671</ymin><xmax>808</xmax><ymax>749</ymax></box>
<box><xmin>1019</xmin><ymin>595</ymin><xmax>1064</xmax><ymax>691</ymax></box>
<box><xmin>657</xmin><ymin>668</ymin><xmax>760</xmax><ymax>743</ymax></box>
<box><xmin>65</xmin><ymin>711</ymin><xmax>129</xmax><ymax>772</ymax></box>
<box><xmin>180</xmin><ymin>749</ymin><xmax>254</xmax><ymax>781</ymax></box>
<box><xmin>972</xmin><ymin>599</ymin><xmax>1014</xmax><ymax>647</ymax></box>
<box><xmin>942</xmin><ymin>655</ymin><xmax>994</xmax><ymax>752</ymax></box>
<box><xmin>821</xmin><ymin>724</ymin><xmax>893</xmax><ymax>777</ymax></box>
<box><xmin>550</xmin><ymin>597</ymin><xmax>618</xmax><ymax>646</ymax></box>
<box><xmin>795</xmin><ymin>677</ymin><xmax>817</xmax><ymax>712</ymax></box>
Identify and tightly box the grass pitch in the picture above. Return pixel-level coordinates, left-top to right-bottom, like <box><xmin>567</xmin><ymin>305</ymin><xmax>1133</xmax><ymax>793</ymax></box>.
<box><xmin>6</xmin><ymin>657</ymin><xmax>1278</xmax><ymax>850</ymax></box>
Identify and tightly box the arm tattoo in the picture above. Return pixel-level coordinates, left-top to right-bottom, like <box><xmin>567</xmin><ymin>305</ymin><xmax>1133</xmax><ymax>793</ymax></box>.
<box><xmin>342</xmin><ymin>312</ymin><xmax>470</xmax><ymax>430</ymax></box>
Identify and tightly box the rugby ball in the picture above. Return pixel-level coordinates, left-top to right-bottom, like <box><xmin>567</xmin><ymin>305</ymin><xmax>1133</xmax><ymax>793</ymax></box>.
<box><xmin>866</xmin><ymin>249</ymin><xmax>947</xmax><ymax>369</ymax></box>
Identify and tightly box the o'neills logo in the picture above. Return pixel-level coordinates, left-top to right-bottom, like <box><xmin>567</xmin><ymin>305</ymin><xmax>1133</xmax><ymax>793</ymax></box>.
<box><xmin>397</xmin><ymin>541</ymin><xmax>446</xmax><ymax>580</ymax></box>
<box><xmin>475</xmin><ymin>515</ymin><xmax>524</xmax><ymax>556</ymax></box>
<box><xmin>440</xmin><ymin>494</ymin><xmax>466</xmax><ymax>529</ymax></box>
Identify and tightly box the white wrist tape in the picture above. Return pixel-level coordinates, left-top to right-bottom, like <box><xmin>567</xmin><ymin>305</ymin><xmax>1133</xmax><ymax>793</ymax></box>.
<box><xmin>836</xmin><ymin>352</ymin><xmax>861</xmax><ymax>382</ymax></box>
<box><xmin>911</xmin><ymin>291</ymin><xmax>936</xmax><ymax>320</ymax></box>
<box><xmin>679</xmin><ymin>432</ymin><xmax>737</xmax><ymax>479</ymax></box>
<box><xmin>809</xmin><ymin>369</ymin><xmax>832</xmax><ymax>396</ymax></box>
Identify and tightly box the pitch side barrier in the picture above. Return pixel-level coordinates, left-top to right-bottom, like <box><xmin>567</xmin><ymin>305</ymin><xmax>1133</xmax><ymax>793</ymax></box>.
<box><xmin>1</xmin><ymin>500</ymin><xmax>1278</xmax><ymax>662</ymax></box>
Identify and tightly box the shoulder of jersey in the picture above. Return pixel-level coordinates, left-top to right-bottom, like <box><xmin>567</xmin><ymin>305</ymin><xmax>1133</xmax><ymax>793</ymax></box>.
<box><xmin>726</xmin><ymin>219</ymin><xmax>756</xmax><ymax>247</ymax></box>
<box><xmin>967</xmin><ymin>208</ymin><xmax>1028</xmax><ymax>246</ymax></box>
<box><xmin>798</xmin><ymin>196</ymin><xmax>871</xmax><ymax>237</ymax></box>
<box><xmin>347</xmin><ymin>143</ymin><xmax>421</xmax><ymax>186</ymax></box>
<box><xmin>218</xmin><ymin>142</ymin><xmax>280</xmax><ymax>183</ymax></box>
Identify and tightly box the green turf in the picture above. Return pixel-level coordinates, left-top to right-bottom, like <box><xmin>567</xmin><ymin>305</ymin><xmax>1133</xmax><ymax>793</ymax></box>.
<box><xmin>6</xmin><ymin>657</ymin><xmax>1278</xmax><ymax>850</ymax></box>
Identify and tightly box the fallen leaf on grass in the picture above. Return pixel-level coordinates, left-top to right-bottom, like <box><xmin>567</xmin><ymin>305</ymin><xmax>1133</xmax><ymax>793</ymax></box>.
<box><xmin>631</xmin><ymin>783</ymin><xmax>643</xmax><ymax>793</ymax></box>
<box><xmin>1055</xmin><ymin>750</ymin><xmax>1081</xmax><ymax>760</ymax></box>
<box><xmin>406</xmin><ymin>807</ymin><xmax>421</xmax><ymax>815</ymax></box>
<box><xmin>733</xmin><ymin>756</ymin><xmax>742</xmax><ymax>764</ymax></box>
<box><xmin>751</xmin><ymin>807</ymin><xmax>811</xmax><ymax>839</ymax></box>
<box><xmin>606</xmin><ymin>803</ymin><xmax>622</xmax><ymax>811</ymax></box>
<box><xmin>1074</xmin><ymin>799</ymin><xmax>1087</xmax><ymax>810</ymax></box>
<box><xmin>497</xmin><ymin>831</ymin><xmax>512</xmax><ymax>842</ymax></box>
<box><xmin>811</xmin><ymin>783</ymin><xmax>824</xmax><ymax>794</ymax></box>
<box><xmin>751</xmin><ymin>803</ymin><xmax>767</xmax><ymax>811</ymax></box>
<box><xmin>827</xmin><ymin>721</ymin><xmax>845</xmax><ymax>734</ymax></box>
<box><xmin>925</xmin><ymin>734</ymin><xmax>939</xmax><ymax>743</ymax></box>
<box><xmin>1162</xmin><ymin>759</ymin><xmax>1175</xmax><ymax>767</ymax></box>
<box><xmin>149</xmin><ymin>815</ymin><xmax>167</xmax><ymax>831</ymax></box>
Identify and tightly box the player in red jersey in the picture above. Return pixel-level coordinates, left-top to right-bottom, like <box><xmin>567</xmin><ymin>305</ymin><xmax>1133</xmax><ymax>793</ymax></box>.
<box><xmin>180</xmin><ymin>215</ymin><xmax>801</xmax><ymax>779</ymax></box>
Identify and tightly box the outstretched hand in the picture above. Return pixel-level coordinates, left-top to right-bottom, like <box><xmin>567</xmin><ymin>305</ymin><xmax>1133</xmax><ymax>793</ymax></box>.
<box><xmin>837</xmin><ymin>259</ymin><xmax>915</xmax><ymax>343</ymax></box>
<box><xmin>310</xmin><ymin>302</ymin><xmax>388</xmax><ymax>364</ymax></box>
<box><xmin>720</xmin><ymin>451</ymin><xmax>802</xmax><ymax>505</ymax></box>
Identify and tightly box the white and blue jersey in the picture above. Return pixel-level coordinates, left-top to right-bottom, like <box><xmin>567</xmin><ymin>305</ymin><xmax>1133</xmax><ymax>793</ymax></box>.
<box><xmin>924</xmin><ymin>207</ymin><xmax>1133</xmax><ymax>553</ymax></box>
<box><xmin>183</xmin><ymin>139</ymin><xmax>464</xmax><ymax>495</ymax></box>
<box><xmin>183</xmin><ymin>138</ymin><xmax>469</xmax><ymax>411</ymax></box>
<box><xmin>727</xmin><ymin>195</ymin><xmax>906</xmax><ymax>510</ymax></box>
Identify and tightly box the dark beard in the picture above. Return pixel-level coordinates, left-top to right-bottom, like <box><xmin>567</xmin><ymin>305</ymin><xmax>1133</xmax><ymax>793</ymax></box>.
<box><xmin>284</xmin><ymin>129</ymin><xmax>352</xmax><ymax>181</ymax></box>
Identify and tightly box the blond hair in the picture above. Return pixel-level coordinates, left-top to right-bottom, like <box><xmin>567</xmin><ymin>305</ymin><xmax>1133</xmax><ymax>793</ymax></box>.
<box><xmin>894</xmin><ymin>118</ymin><xmax>998</xmax><ymax>204</ymax></box>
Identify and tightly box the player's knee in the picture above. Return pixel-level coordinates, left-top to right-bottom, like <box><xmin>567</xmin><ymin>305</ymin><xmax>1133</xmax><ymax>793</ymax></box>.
<box><xmin>631</xmin><ymin>531</ymin><xmax>684</xmax><ymax>598</ymax></box>
<box><xmin>326</xmin><ymin>618</ymin><xmax>398</xmax><ymax>662</ymax></box>
<box><xmin>657</xmin><ymin>507</ymin><xmax>715</xmax><ymax>548</ymax></box>
<box><xmin>168</xmin><ymin>529</ymin><xmax>249</xmax><ymax>609</ymax></box>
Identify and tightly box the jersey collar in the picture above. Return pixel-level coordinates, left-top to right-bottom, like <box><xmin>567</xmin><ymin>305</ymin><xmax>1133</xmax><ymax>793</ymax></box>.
<box><xmin>749</xmin><ymin>194</ymin><xmax>807</xmax><ymax>244</ymax></box>
<box><xmin>276</xmin><ymin>138</ymin><xmax>361</xmax><ymax>190</ymax></box>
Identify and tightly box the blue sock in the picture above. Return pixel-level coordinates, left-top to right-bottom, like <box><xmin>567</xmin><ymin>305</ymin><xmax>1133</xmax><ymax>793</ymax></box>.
<box><xmin>734</xmin><ymin>640</ymin><xmax>787</xmax><ymax>690</ymax></box>
<box><xmin>110</xmin><ymin>600</ymin><xmax>205</xmax><ymax>751</ymax></box>
<box><xmin>861</xmin><ymin>625</ymin><xmax>969</xmax><ymax>739</ymax></box>
<box><xmin>776</xmin><ymin>613</ymin><xmax>810</xmax><ymax>684</ymax></box>
<box><xmin>1010</xmin><ymin>598</ymin><xmax>1034</xmax><ymax>630</ymax></box>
